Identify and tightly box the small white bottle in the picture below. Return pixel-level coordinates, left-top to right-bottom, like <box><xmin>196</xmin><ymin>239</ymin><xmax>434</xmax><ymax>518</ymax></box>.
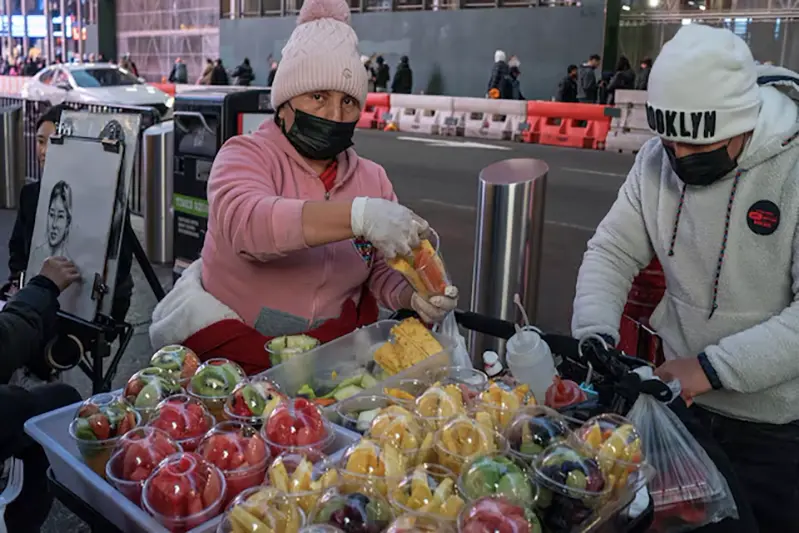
<box><xmin>483</xmin><ymin>350</ymin><xmax>505</xmax><ymax>378</ymax></box>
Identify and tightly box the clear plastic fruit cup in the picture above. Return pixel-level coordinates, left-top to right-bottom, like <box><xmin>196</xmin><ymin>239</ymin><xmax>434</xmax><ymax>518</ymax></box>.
<box><xmin>267</xmin><ymin>452</ymin><xmax>341</xmax><ymax>515</ymax></box>
<box><xmin>224</xmin><ymin>378</ymin><xmax>286</xmax><ymax>429</ymax></box>
<box><xmin>382</xmin><ymin>379</ymin><xmax>429</xmax><ymax>409</ymax></box>
<box><xmin>262</xmin><ymin>398</ymin><xmax>337</xmax><ymax>458</ymax></box>
<box><xmin>335</xmin><ymin>394</ymin><xmax>394</xmax><ymax>434</ymax></box>
<box><xmin>123</xmin><ymin>367</ymin><xmax>183</xmax><ymax>423</ymax></box>
<box><xmin>385</xmin><ymin>513</ymin><xmax>457</xmax><ymax>533</ymax></box>
<box><xmin>217</xmin><ymin>485</ymin><xmax>306</xmax><ymax>533</ymax></box>
<box><xmin>570</xmin><ymin>413</ymin><xmax>645</xmax><ymax>493</ymax></box>
<box><xmin>426</xmin><ymin>366</ymin><xmax>488</xmax><ymax>394</ymax></box>
<box><xmin>105</xmin><ymin>427</ymin><xmax>182</xmax><ymax>506</ymax></box>
<box><xmin>69</xmin><ymin>393</ymin><xmax>140</xmax><ymax>478</ymax></box>
<box><xmin>389</xmin><ymin>463</ymin><xmax>464</xmax><ymax>523</ymax></box>
<box><xmin>188</xmin><ymin>358</ymin><xmax>247</xmax><ymax>422</ymax></box>
<box><xmin>533</xmin><ymin>442</ymin><xmax>611</xmax><ymax>533</ymax></box>
<box><xmin>147</xmin><ymin>394</ymin><xmax>216</xmax><ymax>452</ymax></box>
<box><xmin>458</xmin><ymin>454</ymin><xmax>538</xmax><ymax>508</ymax></box>
<box><xmin>366</xmin><ymin>405</ymin><xmax>427</xmax><ymax>467</ymax></box>
<box><xmin>198</xmin><ymin>421</ymin><xmax>270</xmax><ymax>506</ymax></box>
<box><xmin>458</xmin><ymin>496</ymin><xmax>544</xmax><ymax>533</ymax></box>
<box><xmin>142</xmin><ymin>452</ymin><xmax>227</xmax><ymax>532</ymax></box>
<box><xmin>310</xmin><ymin>485</ymin><xmax>395</xmax><ymax>533</ymax></box>
<box><xmin>503</xmin><ymin>406</ymin><xmax>571</xmax><ymax>466</ymax></box>
<box><xmin>471</xmin><ymin>382</ymin><xmax>533</xmax><ymax>432</ymax></box>
<box><xmin>413</xmin><ymin>384</ymin><xmax>467</xmax><ymax>433</ymax></box>
<box><xmin>150</xmin><ymin>344</ymin><xmax>201</xmax><ymax>388</ymax></box>
<box><xmin>433</xmin><ymin>415</ymin><xmax>509</xmax><ymax>477</ymax></box>
<box><xmin>298</xmin><ymin>526</ymin><xmax>344</xmax><ymax>533</ymax></box>
<box><xmin>338</xmin><ymin>439</ymin><xmax>408</xmax><ymax>497</ymax></box>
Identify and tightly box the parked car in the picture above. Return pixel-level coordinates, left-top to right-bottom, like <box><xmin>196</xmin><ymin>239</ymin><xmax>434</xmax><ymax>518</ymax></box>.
<box><xmin>21</xmin><ymin>63</ymin><xmax>173</xmax><ymax>117</ymax></box>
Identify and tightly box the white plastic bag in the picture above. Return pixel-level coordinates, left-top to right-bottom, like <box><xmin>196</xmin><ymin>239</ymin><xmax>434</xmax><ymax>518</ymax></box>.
<box><xmin>627</xmin><ymin>388</ymin><xmax>738</xmax><ymax>532</ymax></box>
<box><xmin>436</xmin><ymin>311</ymin><xmax>471</xmax><ymax>368</ymax></box>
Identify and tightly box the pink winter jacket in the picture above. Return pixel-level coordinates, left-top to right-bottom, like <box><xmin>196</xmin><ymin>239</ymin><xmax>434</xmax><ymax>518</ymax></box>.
<box><xmin>200</xmin><ymin>120</ymin><xmax>410</xmax><ymax>334</ymax></box>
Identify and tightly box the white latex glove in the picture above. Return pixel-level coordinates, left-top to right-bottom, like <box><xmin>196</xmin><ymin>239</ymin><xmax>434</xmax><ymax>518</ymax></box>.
<box><xmin>412</xmin><ymin>286</ymin><xmax>459</xmax><ymax>324</ymax></box>
<box><xmin>351</xmin><ymin>197</ymin><xmax>428</xmax><ymax>258</ymax></box>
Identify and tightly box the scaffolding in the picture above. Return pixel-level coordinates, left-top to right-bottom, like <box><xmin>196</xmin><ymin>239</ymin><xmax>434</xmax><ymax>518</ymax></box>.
<box><xmin>116</xmin><ymin>0</ymin><xmax>219</xmax><ymax>82</ymax></box>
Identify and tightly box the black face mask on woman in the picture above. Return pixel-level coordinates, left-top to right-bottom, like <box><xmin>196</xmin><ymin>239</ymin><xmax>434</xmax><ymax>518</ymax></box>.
<box><xmin>663</xmin><ymin>142</ymin><xmax>739</xmax><ymax>187</ymax></box>
<box><xmin>279</xmin><ymin>105</ymin><xmax>357</xmax><ymax>160</ymax></box>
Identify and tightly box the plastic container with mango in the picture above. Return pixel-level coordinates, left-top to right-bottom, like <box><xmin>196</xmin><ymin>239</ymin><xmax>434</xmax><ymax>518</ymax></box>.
<box><xmin>386</xmin><ymin>229</ymin><xmax>450</xmax><ymax>299</ymax></box>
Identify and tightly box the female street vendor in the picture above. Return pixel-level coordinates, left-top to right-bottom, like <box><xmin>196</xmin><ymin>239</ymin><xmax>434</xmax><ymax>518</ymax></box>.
<box><xmin>150</xmin><ymin>0</ymin><xmax>458</xmax><ymax>373</ymax></box>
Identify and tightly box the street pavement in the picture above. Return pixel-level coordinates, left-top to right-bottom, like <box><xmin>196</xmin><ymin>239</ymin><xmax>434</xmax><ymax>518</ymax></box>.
<box><xmin>0</xmin><ymin>130</ymin><xmax>633</xmax><ymax>531</ymax></box>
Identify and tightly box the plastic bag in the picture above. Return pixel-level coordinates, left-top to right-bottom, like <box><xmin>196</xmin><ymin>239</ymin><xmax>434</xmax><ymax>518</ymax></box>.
<box><xmin>436</xmin><ymin>311</ymin><xmax>471</xmax><ymax>368</ymax></box>
<box><xmin>627</xmin><ymin>386</ymin><xmax>738</xmax><ymax>533</ymax></box>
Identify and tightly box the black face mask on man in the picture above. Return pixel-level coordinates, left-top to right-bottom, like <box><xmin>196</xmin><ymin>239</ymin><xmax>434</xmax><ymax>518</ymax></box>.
<box><xmin>279</xmin><ymin>104</ymin><xmax>357</xmax><ymax>160</ymax></box>
<box><xmin>663</xmin><ymin>142</ymin><xmax>739</xmax><ymax>187</ymax></box>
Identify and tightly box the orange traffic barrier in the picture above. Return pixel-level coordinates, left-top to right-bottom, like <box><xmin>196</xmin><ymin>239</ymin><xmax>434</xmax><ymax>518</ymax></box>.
<box><xmin>150</xmin><ymin>82</ymin><xmax>176</xmax><ymax>96</ymax></box>
<box><xmin>357</xmin><ymin>92</ymin><xmax>391</xmax><ymax>129</ymax></box>
<box><xmin>521</xmin><ymin>101</ymin><xmax>611</xmax><ymax>150</ymax></box>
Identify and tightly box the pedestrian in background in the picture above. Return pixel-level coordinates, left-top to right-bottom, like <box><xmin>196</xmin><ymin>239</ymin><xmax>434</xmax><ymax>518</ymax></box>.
<box><xmin>508</xmin><ymin>66</ymin><xmax>524</xmax><ymax>100</ymax></box>
<box><xmin>210</xmin><ymin>59</ymin><xmax>229</xmax><ymax>85</ymax></box>
<box><xmin>391</xmin><ymin>55</ymin><xmax>413</xmax><ymax>94</ymax></box>
<box><xmin>556</xmin><ymin>64</ymin><xmax>579</xmax><ymax>102</ymax></box>
<box><xmin>198</xmin><ymin>58</ymin><xmax>214</xmax><ymax>85</ymax></box>
<box><xmin>362</xmin><ymin>55</ymin><xmax>376</xmax><ymax>92</ymax></box>
<box><xmin>605</xmin><ymin>55</ymin><xmax>635</xmax><ymax>105</ymax></box>
<box><xmin>635</xmin><ymin>57</ymin><xmax>652</xmax><ymax>90</ymax></box>
<box><xmin>267</xmin><ymin>60</ymin><xmax>278</xmax><ymax>87</ymax></box>
<box><xmin>168</xmin><ymin>57</ymin><xmax>188</xmax><ymax>84</ymax></box>
<box><xmin>577</xmin><ymin>53</ymin><xmax>601</xmax><ymax>103</ymax></box>
<box><xmin>232</xmin><ymin>57</ymin><xmax>255</xmax><ymax>86</ymax></box>
<box><xmin>374</xmin><ymin>56</ymin><xmax>390</xmax><ymax>92</ymax></box>
<box><xmin>487</xmin><ymin>49</ymin><xmax>511</xmax><ymax>99</ymax></box>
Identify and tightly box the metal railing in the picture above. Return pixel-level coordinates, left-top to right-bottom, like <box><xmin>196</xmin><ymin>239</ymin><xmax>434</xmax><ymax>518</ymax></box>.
<box><xmin>0</xmin><ymin>96</ymin><xmax>161</xmax><ymax>216</ymax></box>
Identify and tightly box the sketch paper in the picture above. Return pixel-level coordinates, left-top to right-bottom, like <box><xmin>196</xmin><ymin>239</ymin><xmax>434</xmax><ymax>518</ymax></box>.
<box><xmin>60</xmin><ymin>111</ymin><xmax>141</xmax><ymax>316</ymax></box>
<box><xmin>25</xmin><ymin>136</ymin><xmax>123</xmax><ymax>321</ymax></box>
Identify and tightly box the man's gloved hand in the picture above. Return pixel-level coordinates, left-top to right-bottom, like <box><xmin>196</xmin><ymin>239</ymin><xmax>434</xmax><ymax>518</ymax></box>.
<box><xmin>351</xmin><ymin>197</ymin><xmax>428</xmax><ymax>259</ymax></box>
<box><xmin>412</xmin><ymin>286</ymin><xmax>459</xmax><ymax>324</ymax></box>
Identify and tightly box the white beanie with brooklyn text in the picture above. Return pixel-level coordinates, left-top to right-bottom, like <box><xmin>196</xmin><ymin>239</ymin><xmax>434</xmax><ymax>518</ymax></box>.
<box><xmin>646</xmin><ymin>24</ymin><xmax>761</xmax><ymax>145</ymax></box>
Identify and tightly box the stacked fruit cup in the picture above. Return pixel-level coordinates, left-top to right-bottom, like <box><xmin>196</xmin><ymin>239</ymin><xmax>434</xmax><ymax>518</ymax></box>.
<box><xmin>123</xmin><ymin>367</ymin><xmax>183</xmax><ymax>423</ymax></box>
<box><xmin>471</xmin><ymin>381</ymin><xmax>534</xmax><ymax>432</ymax></box>
<box><xmin>503</xmin><ymin>406</ymin><xmax>572</xmax><ymax>466</ymax></box>
<box><xmin>69</xmin><ymin>393</ymin><xmax>140</xmax><ymax>478</ymax></box>
<box><xmin>366</xmin><ymin>405</ymin><xmax>431</xmax><ymax>468</ymax></box>
<box><xmin>197</xmin><ymin>421</ymin><xmax>270</xmax><ymax>506</ymax></box>
<box><xmin>337</xmin><ymin>439</ymin><xmax>408</xmax><ymax>498</ymax></box>
<box><xmin>413</xmin><ymin>384</ymin><xmax>468</xmax><ymax>433</ymax></box>
<box><xmin>147</xmin><ymin>394</ymin><xmax>216</xmax><ymax>452</ymax></box>
<box><xmin>433</xmin><ymin>415</ymin><xmax>509</xmax><ymax>477</ymax></box>
<box><xmin>382</xmin><ymin>378</ymin><xmax>429</xmax><ymax>410</ymax></box>
<box><xmin>105</xmin><ymin>427</ymin><xmax>182</xmax><ymax>506</ymax></box>
<box><xmin>219</xmin><ymin>486</ymin><xmax>306</xmax><ymax>533</ymax></box>
<box><xmin>142</xmin><ymin>452</ymin><xmax>227</xmax><ymax>531</ymax></box>
<box><xmin>425</xmin><ymin>366</ymin><xmax>489</xmax><ymax>396</ymax></box>
<box><xmin>388</xmin><ymin>463</ymin><xmax>465</xmax><ymax>524</ymax></box>
<box><xmin>334</xmin><ymin>394</ymin><xmax>394</xmax><ymax>435</ymax></box>
<box><xmin>187</xmin><ymin>358</ymin><xmax>247</xmax><ymax>422</ymax></box>
<box><xmin>224</xmin><ymin>378</ymin><xmax>286</xmax><ymax>429</ymax></box>
<box><xmin>267</xmin><ymin>452</ymin><xmax>341</xmax><ymax>516</ymax></box>
<box><xmin>310</xmin><ymin>484</ymin><xmax>395</xmax><ymax>533</ymax></box>
<box><xmin>458</xmin><ymin>496</ymin><xmax>544</xmax><ymax>533</ymax></box>
<box><xmin>458</xmin><ymin>454</ymin><xmax>539</xmax><ymax>508</ymax></box>
<box><xmin>262</xmin><ymin>398</ymin><xmax>336</xmax><ymax>458</ymax></box>
<box><xmin>149</xmin><ymin>344</ymin><xmax>201</xmax><ymax>388</ymax></box>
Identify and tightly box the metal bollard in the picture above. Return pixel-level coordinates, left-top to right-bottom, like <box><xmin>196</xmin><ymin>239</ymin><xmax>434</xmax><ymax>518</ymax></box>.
<box><xmin>0</xmin><ymin>106</ymin><xmax>24</xmax><ymax>209</ymax></box>
<box><xmin>141</xmin><ymin>121</ymin><xmax>174</xmax><ymax>264</ymax></box>
<box><xmin>469</xmin><ymin>158</ymin><xmax>548</xmax><ymax>364</ymax></box>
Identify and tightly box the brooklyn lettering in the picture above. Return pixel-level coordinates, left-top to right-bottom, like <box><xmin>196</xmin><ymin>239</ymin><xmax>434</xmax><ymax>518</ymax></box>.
<box><xmin>646</xmin><ymin>104</ymin><xmax>717</xmax><ymax>140</ymax></box>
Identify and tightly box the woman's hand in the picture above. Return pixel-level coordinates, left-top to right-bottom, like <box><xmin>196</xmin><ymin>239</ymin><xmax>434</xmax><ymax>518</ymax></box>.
<box><xmin>412</xmin><ymin>286</ymin><xmax>459</xmax><ymax>324</ymax></box>
<box><xmin>351</xmin><ymin>197</ymin><xmax>428</xmax><ymax>258</ymax></box>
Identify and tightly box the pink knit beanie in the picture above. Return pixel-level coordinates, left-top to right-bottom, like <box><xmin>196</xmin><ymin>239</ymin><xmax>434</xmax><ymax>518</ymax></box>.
<box><xmin>270</xmin><ymin>0</ymin><xmax>369</xmax><ymax>110</ymax></box>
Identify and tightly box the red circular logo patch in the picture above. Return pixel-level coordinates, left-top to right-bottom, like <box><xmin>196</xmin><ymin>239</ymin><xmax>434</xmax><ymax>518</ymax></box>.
<box><xmin>747</xmin><ymin>200</ymin><xmax>780</xmax><ymax>236</ymax></box>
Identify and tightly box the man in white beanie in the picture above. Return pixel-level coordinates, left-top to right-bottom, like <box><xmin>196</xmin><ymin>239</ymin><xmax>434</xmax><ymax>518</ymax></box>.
<box><xmin>572</xmin><ymin>24</ymin><xmax>799</xmax><ymax>531</ymax></box>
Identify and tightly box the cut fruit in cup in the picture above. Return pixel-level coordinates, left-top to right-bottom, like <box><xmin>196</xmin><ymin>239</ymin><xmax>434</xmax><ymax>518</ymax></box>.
<box><xmin>389</xmin><ymin>463</ymin><xmax>464</xmax><ymax>522</ymax></box>
<box><xmin>267</xmin><ymin>452</ymin><xmax>340</xmax><ymax>515</ymax></box>
<box><xmin>224</xmin><ymin>378</ymin><xmax>286</xmax><ymax>428</ymax></box>
<box><xmin>123</xmin><ymin>367</ymin><xmax>182</xmax><ymax>423</ymax></box>
<box><xmin>150</xmin><ymin>344</ymin><xmax>201</xmax><ymax>387</ymax></box>
<box><xmin>218</xmin><ymin>486</ymin><xmax>305</xmax><ymax>533</ymax></box>
<box><xmin>386</xmin><ymin>229</ymin><xmax>450</xmax><ymax>298</ymax></box>
<box><xmin>147</xmin><ymin>394</ymin><xmax>215</xmax><ymax>452</ymax></box>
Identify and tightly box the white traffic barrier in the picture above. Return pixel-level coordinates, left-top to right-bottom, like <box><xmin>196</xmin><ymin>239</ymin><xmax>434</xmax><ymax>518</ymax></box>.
<box><xmin>606</xmin><ymin>89</ymin><xmax>653</xmax><ymax>154</ymax></box>
<box><xmin>451</xmin><ymin>97</ymin><xmax>526</xmax><ymax>141</ymax></box>
<box><xmin>389</xmin><ymin>94</ymin><xmax>453</xmax><ymax>135</ymax></box>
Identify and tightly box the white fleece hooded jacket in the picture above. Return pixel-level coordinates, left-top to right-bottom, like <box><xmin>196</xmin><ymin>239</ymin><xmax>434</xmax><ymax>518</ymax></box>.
<box><xmin>572</xmin><ymin>66</ymin><xmax>799</xmax><ymax>424</ymax></box>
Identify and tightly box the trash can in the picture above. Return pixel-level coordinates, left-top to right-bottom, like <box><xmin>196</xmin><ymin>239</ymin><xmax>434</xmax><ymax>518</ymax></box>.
<box><xmin>0</xmin><ymin>105</ymin><xmax>24</xmax><ymax>209</ymax></box>
<box><xmin>141</xmin><ymin>120</ymin><xmax>174</xmax><ymax>264</ymax></box>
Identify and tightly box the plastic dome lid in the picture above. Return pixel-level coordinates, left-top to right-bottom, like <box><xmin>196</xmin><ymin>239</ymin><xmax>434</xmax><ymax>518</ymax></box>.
<box><xmin>533</xmin><ymin>442</ymin><xmax>608</xmax><ymax>500</ymax></box>
<box><xmin>70</xmin><ymin>392</ymin><xmax>139</xmax><ymax>442</ymax></box>
<box><xmin>310</xmin><ymin>485</ymin><xmax>394</xmax><ymax>533</ymax></box>
<box><xmin>338</xmin><ymin>439</ymin><xmax>407</xmax><ymax>481</ymax></box>
<box><xmin>218</xmin><ymin>486</ymin><xmax>305</xmax><ymax>533</ymax></box>
<box><xmin>150</xmin><ymin>344</ymin><xmax>201</xmax><ymax>381</ymax></box>
<box><xmin>197</xmin><ymin>421</ymin><xmax>270</xmax><ymax>474</ymax></box>
<box><xmin>189</xmin><ymin>358</ymin><xmax>247</xmax><ymax>398</ymax></box>
<box><xmin>385</xmin><ymin>514</ymin><xmax>457</xmax><ymax>533</ymax></box>
<box><xmin>298</xmin><ymin>526</ymin><xmax>344</xmax><ymax>533</ymax></box>
<box><xmin>413</xmin><ymin>384</ymin><xmax>466</xmax><ymax>428</ymax></box>
<box><xmin>268</xmin><ymin>452</ymin><xmax>340</xmax><ymax>514</ymax></box>
<box><xmin>426</xmin><ymin>367</ymin><xmax>488</xmax><ymax>393</ymax></box>
<box><xmin>366</xmin><ymin>405</ymin><xmax>424</xmax><ymax>454</ymax></box>
<box><xmin>123</xmin><ymin>367</ymin><xmax>182</xmax><ymax>411</ymax></box>
<box><xmin>504</xmin><ymin>406</ymin><xmax>571</xmax><ymax>461</ymax></box>
<box><xmin>263</xmin><ymin>398</ymin><xmax>334</xmax><ymax>453</ymax></box>
<box><xmin>434</xmin><ymin>415</ymin><xmax>507</xmax><ymax>462</ymax></box>
<box><xmin>224</xmin><ymin>378</ymin><xmax>286</xmax><ymax>423</ymax></box>
<box><xmin>458</xmin><ymin>496</ymin><xmax>541</xmax><ymax>533</ymax></box>
<box><xmin>142</xmin><ymin>452</ymin><xmax>226</xmax><ymax>521</ymax></box>
<box><xmin>458</xmin><ymin>454</ymin><xmax>536</xmax><ymax>506</ymax></box>
<box><xmin>106</xmin><ymin>427</ymin><xmax>181</xmax><ymax>482</ymax></box>
<box><xmin>147</xmin><ymin>394</ymin><xmax>215</xmax><ymax>443</ymax></box>
<box><xmin>389</xmin><ymin>463</ymin><xmax>464</xmax><ymax>521</ymax></box>
<box><xmin>572</xmin><ymin>414</ymin><xmax>644</xmax><ymax>466</ymax></box>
